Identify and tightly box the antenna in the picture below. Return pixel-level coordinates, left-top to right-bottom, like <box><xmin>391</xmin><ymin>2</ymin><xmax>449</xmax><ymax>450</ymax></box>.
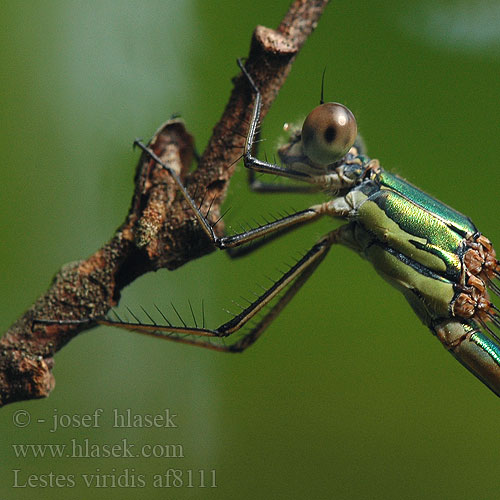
<box><xmin>320</xmin><ymin>67</ymin><xmax>327</xmax><ymax>104</ymax></box>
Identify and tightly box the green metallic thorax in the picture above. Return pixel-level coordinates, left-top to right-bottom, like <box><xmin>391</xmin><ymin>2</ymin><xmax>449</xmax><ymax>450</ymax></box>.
<box><xmin>377</xmin><ymin>171</ymin><xmax>477</xmax><ymax>238</ymax></box>
<box><xmin>362</xmin><ymin>170</ymin><xmax>476</xmax><ymax>280</ymax></box>
<box><xmin>341</xmin><ymin>165</ymin><xmax>477</xmax><ymax>326</ymax></box>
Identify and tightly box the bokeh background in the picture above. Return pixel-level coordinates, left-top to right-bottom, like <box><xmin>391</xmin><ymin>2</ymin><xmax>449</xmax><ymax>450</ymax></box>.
<box><xmin>1</xmin><ymin>1</ymin><xmax>499</xmax><ymax>498</ymax></box>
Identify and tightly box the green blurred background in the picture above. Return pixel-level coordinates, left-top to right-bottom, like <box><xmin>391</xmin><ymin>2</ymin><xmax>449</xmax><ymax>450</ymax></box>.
<box><xmin>1</xmin><ymin>1</ymin><xmax>499</xmax><ymax>498</ymax></box>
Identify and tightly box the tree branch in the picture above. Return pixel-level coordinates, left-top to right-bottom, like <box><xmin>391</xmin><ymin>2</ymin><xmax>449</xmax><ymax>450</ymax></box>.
<box><xmin>0</xmin><ymin>0</ymin><xmax>330</xmax><ymax>406</ymax></box>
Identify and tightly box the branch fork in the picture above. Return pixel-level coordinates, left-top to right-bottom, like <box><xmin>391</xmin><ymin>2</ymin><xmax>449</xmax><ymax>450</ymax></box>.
<box><xmin>0</xmin><ymin>0</ymin><xmax>330</xmax><ymax>406</ymax></box>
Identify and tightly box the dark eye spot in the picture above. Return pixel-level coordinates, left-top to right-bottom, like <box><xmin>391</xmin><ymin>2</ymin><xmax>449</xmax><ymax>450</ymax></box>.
<box><xmin>324</xmin><ymin>125</ymin><xmax>336</xmax><ymax>143</ymax></box>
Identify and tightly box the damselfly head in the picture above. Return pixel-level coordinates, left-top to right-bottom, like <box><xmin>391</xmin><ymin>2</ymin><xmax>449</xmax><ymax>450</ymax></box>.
<box><xmin>301</xmin><ymin>103</ymin><xmax>357</xmax><ymax>166</ymax></box>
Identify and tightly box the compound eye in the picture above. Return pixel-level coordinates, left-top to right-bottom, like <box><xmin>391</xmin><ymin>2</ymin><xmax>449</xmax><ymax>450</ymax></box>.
<box><xmin>301</xmin><ymin>103</ymin><xmax>357</xmax><ymax>165</ymax></box>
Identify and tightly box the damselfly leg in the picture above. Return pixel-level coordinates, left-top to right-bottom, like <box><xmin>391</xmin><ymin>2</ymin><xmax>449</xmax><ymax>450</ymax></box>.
<box><xmin>41</xmin><ymin>60</ymin><xmax>355</xmax><ymax>351</ymax></box>
<box><xmin>36</xmin><ymin>57</ymin><xmax>500</xmax><ymax>396</ymax></box>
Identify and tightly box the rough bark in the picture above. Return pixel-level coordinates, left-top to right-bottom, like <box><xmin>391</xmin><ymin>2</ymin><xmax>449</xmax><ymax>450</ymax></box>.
<box><xmin>0</xmin><ymin>0</ymin><xmax>330</xmax><ymax>406</ymax></box>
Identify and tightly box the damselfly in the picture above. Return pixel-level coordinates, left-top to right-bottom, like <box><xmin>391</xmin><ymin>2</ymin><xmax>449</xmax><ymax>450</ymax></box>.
<box><xmin>45</xmin><ymin>61</ymin><xmax>500</xmax><ymax>397</ymax></box>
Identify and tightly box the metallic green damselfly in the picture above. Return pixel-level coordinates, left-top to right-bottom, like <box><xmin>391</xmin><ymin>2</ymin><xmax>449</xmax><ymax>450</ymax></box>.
<box><xmin>46</xmin><ymin>61</ymin><xmax>500</xmax><ymax>397</ymax></box>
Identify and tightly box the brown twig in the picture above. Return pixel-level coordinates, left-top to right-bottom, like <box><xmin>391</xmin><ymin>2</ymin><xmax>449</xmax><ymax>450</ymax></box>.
<box><xmin>0</xmin><ymin>0</ymin><xmax>330</xmax><ymax>406</ymax></box>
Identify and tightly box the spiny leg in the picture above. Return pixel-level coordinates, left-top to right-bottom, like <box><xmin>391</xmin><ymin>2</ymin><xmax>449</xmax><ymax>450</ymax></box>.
<box><xmin>132</xmin><ymin>60</ymin><xmax>345</xmax><ymax>251</ymax></box>
<box><xmin>226</xmin><ymin>204</ymin><xmax>323</xmax><ymax>260</ymax></box>
<box><xmin>236</xmin><ymin>59</ymin><xmax>317</xmax><ymax>183</ymax></box>
<box><xmin>134</xmin><ymin>140</ymin><xmax>330</xmax><ymax>250</ymax></box>
<box><xmin>244</xmin><ymin>123</ymin><xmax>319</xmax><ymax>194</ymax></box>
<box><xmin>95</xmin><ymin>231</ymin><xmax>337</xmax><ymax>352</ymax></box>
<box><xmin>248</xmin><ymin>169</ymin><xmax>321</xmax><ymax>194</ymax></box>
<box><xmin>228</xmin><ymin>235</ymin><xmax>331</xmax><ymax>352</ymax></box>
